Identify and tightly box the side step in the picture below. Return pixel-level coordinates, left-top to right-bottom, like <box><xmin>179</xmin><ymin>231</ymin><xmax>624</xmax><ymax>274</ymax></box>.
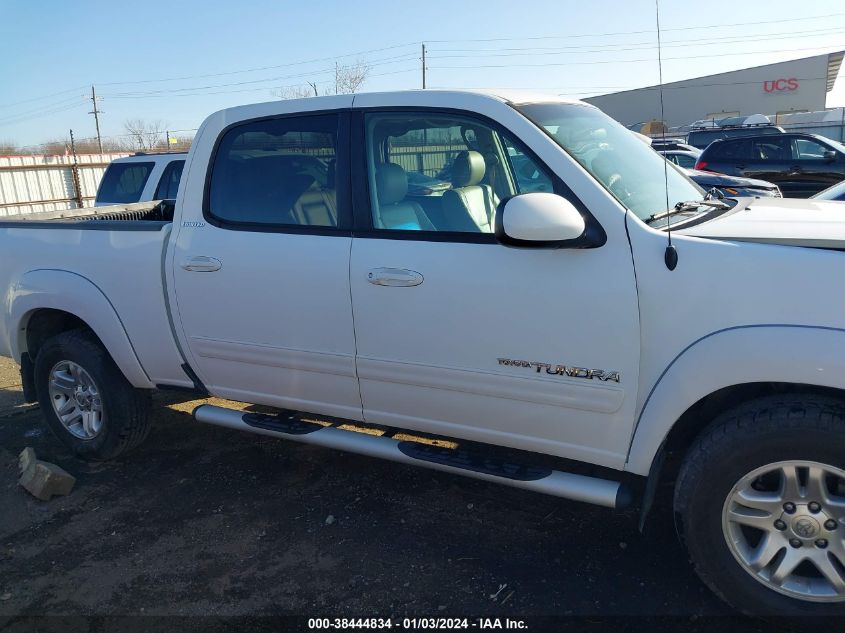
<box><xmin>193</xmin><ymin>404</ymin><xmax>632</xmax><ymax>509</ymax></box>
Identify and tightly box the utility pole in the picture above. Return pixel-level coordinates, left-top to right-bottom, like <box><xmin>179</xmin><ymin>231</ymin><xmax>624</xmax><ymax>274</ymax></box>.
<box><xmin>335</xmin><ymin>61</ymin><xmax>339</xmax><ymax>95</ymax></box>
<box><xmin>88</xmin><ymin>85</ymin><xmax>103</xmax><ymax>154</ymax></box>
<box><xmin>421</xmin><ymin>43</ymin><xmax>427</xmax><ymax>89</ymax></box>
<box><xmin>69</xmin><ymin>129</ymin><xmax>83</xmax><ymax>209</ymax></box>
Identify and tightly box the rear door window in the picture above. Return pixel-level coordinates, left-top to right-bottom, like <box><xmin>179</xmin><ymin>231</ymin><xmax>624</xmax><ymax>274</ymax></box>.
<box><xmin>752</xmin><ymin>137</ymin><xmax>794</xmax><ymax>161</ymax></box>
<box><xmin>708</xmin><ymin>140</ymin><xmax>751</xmax><ymax>161</ymax></box>
<box><xmin>154</xmin><ymin>160</ymin><xmax>185</xmax><ymax>199</ymax></box>
<box><xmin>207</xmin><ymin>114</ymin><xmax>343</xmax><ymax>229</ymax></box>
<box><xmin>97</xmin><ymin>162</ymin><xmax>154</xmax><ymax>204</ymax></box>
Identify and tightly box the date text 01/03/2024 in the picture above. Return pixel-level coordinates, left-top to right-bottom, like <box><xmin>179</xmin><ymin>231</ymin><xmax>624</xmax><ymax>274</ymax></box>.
<box><xmin>307</xmin><ymin>617</ymin><xmax>529</xmax><ymax>629</ymax></box>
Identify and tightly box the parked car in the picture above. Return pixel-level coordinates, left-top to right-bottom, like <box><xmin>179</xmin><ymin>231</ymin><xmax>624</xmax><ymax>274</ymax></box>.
<box><xmin>687</xmin><ymin>123</ymin><xmax>784</xmax><ymax>149</ymax></box>
<box><xmin>94</xmin><ymin>153</ymin><xmax>187</xmax><ymax>206</ymax></box>
<box><xmin>684</xmin><ymin>168</ymin><xmax>781</xmax><ymax>198</ymax></box>
<box><xmin>657</xmin><ymin>149</ymin><xmax>780</xmax><ymax>197</ymax></box>
<box><xmin>3</xmin><ymin>90</ymin><xmax>845</xmax><ymax>618</ymax></box>
<box><xmin>660</xmin><ymin>149</ymin><xmax>701</xmax><ymax>169</ymax></box>
<box><xmin>695</xmin><ymin>132</ymin><xmax>845</xmax><ymax>197</ymax></box>
<box><xmin>812</xmin><ymin>179</ymin><xmax>845</xmax><ymax>201</ymax></box>
<box><xmin>650</xmin><ymin>138</ymin><xmax>696</xmax><ymax>152</ymax></box>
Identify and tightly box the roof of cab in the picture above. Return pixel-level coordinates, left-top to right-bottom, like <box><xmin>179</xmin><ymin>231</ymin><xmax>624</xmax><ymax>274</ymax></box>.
<box><xmin>111</xmin><ymin>152</ymin><xmax>188</xmax><ymax>163</ymax></box>
<box><xmin>209</xmin><ymin>89</ymin><xmax>588</xmax><ymax>126</ymax></box>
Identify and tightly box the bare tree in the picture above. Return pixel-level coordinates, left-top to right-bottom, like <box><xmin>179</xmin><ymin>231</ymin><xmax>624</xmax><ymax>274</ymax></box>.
<box><xmin>275</xmin><ymin>84</ymin><xmax>318</xmax><ymax>100</ymax></box>
<box><xmin>0</xmin><ymin>140</ymin><xmax>19</xmax><ymax>155</ymax></box>
<box><xmin>274</xmin><ymin>59</ymin><xmax>370</xmax><ymax>100</ymax></box>
<box><xmin>335</xmin><ymin>60</ymin><xmax>370</xmax><ymax>94</ymax></box>
<box><xmin>123</xmin><ymin>119</ymin><xmax>169</xmax><ymax>151</ymax></box>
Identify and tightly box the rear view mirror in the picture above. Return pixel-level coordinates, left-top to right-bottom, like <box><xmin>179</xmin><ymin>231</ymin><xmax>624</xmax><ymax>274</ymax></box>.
<box><xmin>495</xmin><ymin>193</ymin><xmax>586</xmax><ymax>248</ymax></box>
<box><xmin>824</xmin><ymin>150</ymin><xmax>837</xmax><ymax>162</ymax></box>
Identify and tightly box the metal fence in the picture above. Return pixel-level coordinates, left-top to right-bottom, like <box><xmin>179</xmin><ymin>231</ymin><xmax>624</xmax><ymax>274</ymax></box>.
<box><xmin>0</xmin><ymin>152</ymin><xmax>130</xmax><ymax>217</ymax></box>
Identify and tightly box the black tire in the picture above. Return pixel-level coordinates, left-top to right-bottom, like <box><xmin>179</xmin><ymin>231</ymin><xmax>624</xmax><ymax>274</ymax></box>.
<box><xmin>675</xmin><ymin>394</ymin><xmax>845</xmax><ymax>619</ymax></box>
<box><xmin>34</xmin><ymin>328</ymin><xmax>151</xmax><ymax>460</ymax></box>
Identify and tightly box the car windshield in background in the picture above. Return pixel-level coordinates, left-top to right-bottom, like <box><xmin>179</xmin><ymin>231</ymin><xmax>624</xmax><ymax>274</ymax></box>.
<box><xmin>516</xmin><ymin>103</ymin><xmax>702</xmax><ymax>221</ymax></box>
<box><xmin>812</xmin><ymin>179</ymin><xmax>845</xmax><ymax>201</ymax></box>
<box><xmin>97</xmin><ymin>162</ymin><xmax>154</xmax><ymax>204</ymax></box>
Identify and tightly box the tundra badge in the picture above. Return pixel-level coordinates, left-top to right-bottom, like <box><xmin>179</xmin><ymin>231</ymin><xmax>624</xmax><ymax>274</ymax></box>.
<box><xmin>497</xmin><ymin>358</ymin><xmax>620</xmax><ymax>383</ymax></box>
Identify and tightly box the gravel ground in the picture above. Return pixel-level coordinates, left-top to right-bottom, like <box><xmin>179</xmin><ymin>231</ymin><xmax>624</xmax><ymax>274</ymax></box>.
<box><xmin>0</xmin><ymin>355</ymin><xmax>768</xmax><ymax>631</ymax></box>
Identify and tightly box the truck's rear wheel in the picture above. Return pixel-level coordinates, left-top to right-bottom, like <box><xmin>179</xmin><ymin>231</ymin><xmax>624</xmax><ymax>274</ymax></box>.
<box><xmin>675</xmin><ymin>395</ymin><xmax>845</xmax><ymax>618</ymax></box>
<box><xmin>34</xmin><ymin>329</ymin><xmax>151</xmax><ymax>460</ymax></box>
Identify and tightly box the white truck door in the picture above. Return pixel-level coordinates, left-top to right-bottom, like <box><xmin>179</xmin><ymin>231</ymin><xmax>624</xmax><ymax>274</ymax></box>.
<box><xmin>349</xmin><ymin>109</ymin><xmax>640</xmax><ymax>468</ymax></box>
<box><xmin>171</xmin><ymin>111</ymin><xmax>363</xmax><ymax>421</ymax></box>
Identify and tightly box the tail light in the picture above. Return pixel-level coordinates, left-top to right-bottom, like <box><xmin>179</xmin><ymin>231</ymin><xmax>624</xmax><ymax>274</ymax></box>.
<box><xmin>695</xmin><ymin>160</ymin><xmax>708</xmax><ymax>170</ymax></box>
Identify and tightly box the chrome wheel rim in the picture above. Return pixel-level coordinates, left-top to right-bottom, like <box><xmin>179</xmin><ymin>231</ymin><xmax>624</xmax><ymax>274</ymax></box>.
<box><xmin>722</xmin><ymin>460</ymin><xmax>845</xmax><ymax>602</ymax></box>
<box><xmin>47</xmin><ymin>360</ymin><xmax>105</xmax><ymax>440</ymax></box>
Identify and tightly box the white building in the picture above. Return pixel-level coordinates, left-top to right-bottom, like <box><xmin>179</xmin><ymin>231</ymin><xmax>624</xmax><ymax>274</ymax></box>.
<box><xmin>584</xmin><ymin>51</ymin><xmax>843</xmax><ymax>132</ymax></box>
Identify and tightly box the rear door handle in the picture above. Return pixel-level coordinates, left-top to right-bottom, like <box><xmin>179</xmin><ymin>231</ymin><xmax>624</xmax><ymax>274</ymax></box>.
<box><xmin>181</xmin><ymin>256</ymin><xmax>222</xmax><ymax>272</ymax></box>
<box><xmin>367</xmin><ymin>267</ymin><xmax>423</xmax><ymax>287</ymax></box>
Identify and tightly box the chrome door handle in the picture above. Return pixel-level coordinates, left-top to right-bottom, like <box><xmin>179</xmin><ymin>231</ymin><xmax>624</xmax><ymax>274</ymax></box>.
<box><xmin>181</xmin><ymin>256</ymin><xmax>222</xmax><ymax>272</ymax></box>
<box><xmin>367</xmin><ymin>267</ymin><xmax>423</xmax><ymax>287</ymax></box>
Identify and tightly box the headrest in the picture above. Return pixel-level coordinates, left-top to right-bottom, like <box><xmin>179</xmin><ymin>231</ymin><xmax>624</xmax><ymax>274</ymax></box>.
<box><xmin>375</xmin><ymin>163</ymin><xmax>408</xmax><ymax>205</ymax></box>
<box><xmin>452</xmin><ymin>150</ymin><xmax>485</xmax><ymax>187</ymax></box>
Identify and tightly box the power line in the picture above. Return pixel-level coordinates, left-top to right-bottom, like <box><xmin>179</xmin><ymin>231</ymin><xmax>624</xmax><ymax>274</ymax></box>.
<box><xmin>0</xmin><ymin>85</ymin><xmax>87</xmax><ymax>110</ymax></box>
<box><xmin>429</xmin><ymin>43</ymin><xmax>845</xmax><ymax>70</ymax></box>
<box><xmin>97</xmin><ymin>42</ymin><xmax>420</xmax><ymax>87</ymax></box>
<box><xmin>425</xmin><ymin>11</ymin><xmax>845</xmax><ymax>43</ymax></box>
<box><xmin>428</xmin><ymin>26</ymin><xmax>845</xmax><ymax>56</ymax></box>
<box><xmin>0</xmin><ymin>93</ymin><xmax>84</xmax><ymax>124</ymax></box>
<box><xmin>103</xmin><ymin>53</ymin><xmax>418</xmax><ymax>98</ymax></box>
<box><xmin>103</xmin><ymin>67</ymin><xmax>420</xmax><ymax>101</ymax></box>
<box><xmin>0</xmin><ymin>101</ymin><xmax>85</xmax><ymax>128</ymax></box>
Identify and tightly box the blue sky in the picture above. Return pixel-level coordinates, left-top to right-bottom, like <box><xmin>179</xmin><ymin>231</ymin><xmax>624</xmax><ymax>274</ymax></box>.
<box><xmin>2</xmin><ymin>0</ymin><xmax>845</xmax><ymax>146</ymax></box>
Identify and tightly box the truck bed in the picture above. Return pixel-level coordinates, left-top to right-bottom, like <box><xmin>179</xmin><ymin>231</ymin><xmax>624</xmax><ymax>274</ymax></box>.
<box><xmin>0</xmin><ymin>200</ymin><xmax>174</xmax><ymax>228</ymax></box>
<box><xmin>0</xmin><ymin>199</ymin><xmax>187</xmax><ymax>387</ymax></box>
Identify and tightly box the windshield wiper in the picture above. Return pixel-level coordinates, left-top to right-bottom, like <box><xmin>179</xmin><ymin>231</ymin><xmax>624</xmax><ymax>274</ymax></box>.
<box><xmin>646</xmin><ymin>197</ymin><xmax>730</xmax><ymax>224</ymax></box>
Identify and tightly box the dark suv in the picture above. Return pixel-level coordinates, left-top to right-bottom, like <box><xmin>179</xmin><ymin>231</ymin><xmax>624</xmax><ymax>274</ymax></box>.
<box><xmin>695</xmin><ymin>133</ymin><xmax>845</xmax><ymax>198</ymax></box>
<box><xmin>687</xmin><ymin>124</ymin><xmax>784</xmax><ymax>149</ymax></box>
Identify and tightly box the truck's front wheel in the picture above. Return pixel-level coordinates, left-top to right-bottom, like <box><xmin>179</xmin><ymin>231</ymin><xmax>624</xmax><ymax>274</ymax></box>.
<box><xmin>675</xmin><ymin>395</ymin><xmax>845</xmax><ymax>618</ymax></box>
<box><xmin>34</xmin><ymin>329</ymin><xmax>151</xmax><ymax>460</ymax></box>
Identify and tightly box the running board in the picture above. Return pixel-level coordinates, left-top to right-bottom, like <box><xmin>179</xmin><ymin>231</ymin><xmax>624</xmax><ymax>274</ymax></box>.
<box><xmin>193</xmin><ymin>404</ymin><xmax>632</xmax><ymax>509</ymax></box>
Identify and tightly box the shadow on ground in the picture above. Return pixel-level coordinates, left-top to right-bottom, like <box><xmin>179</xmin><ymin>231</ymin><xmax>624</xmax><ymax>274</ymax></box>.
<box><xmin>0</xmin><ymin>357</ymin><xmax>767</xmax><ymax>631</ymax></box>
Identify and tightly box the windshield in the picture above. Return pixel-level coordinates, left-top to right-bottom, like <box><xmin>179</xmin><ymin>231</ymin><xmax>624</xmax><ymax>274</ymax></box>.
<box><xmin>813</xmin><ymin>179</ymin><xmax>845</xmax><ymax>201</ymax></box>
<box><xmin>516</xmin><ymin>103</ymin><xmax>703</xmax><ymax>221</ymax></box>
<box><xmin>821</xmin><ymin>136</ymin><xmax>845</xmax><ymax>154</ymax></box>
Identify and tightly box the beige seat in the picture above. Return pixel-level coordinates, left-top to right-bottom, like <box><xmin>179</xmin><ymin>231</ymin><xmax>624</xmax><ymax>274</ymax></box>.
<box><xmin>373</xmin><ymin>163</ymin><xmax>435</xmax><ymax>230</ymax></box>
<box><xmin>441</xmin><ymin>150</ymin><xmax>497</xmax><ymax>233</ymax></box>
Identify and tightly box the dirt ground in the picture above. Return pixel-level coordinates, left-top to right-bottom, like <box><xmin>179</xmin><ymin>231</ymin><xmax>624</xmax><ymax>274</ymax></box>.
<box><xmin>0</xmin><ymin>355</ymin><xmax>768</xmax><ymax>631</ymax></box>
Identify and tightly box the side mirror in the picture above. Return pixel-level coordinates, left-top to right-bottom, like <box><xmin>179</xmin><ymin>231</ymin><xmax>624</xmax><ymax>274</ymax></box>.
<box><xmin>824</xmin><ymin>150</ymin><xmax>837</xmax><ymax>162</ymax></box>
<box><xmin>495</xmin><ymin>192</ymin><xmax>587</xmax><ymax>248</ymax></box>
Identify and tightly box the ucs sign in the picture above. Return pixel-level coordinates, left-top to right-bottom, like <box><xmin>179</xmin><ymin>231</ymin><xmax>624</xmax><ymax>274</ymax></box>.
<box><xmin>764</xmin><ymin>78</ymin><xmax>799</xmax><ymax>93</ymax></box>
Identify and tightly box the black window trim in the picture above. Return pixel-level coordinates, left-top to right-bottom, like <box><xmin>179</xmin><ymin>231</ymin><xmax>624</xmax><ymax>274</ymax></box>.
<box><xmin>154</xmin><ymin>159</ymin><xmax>185</xmax><ymax>200</ymax></box>
<box><xmin>350</xmin><ymin>106</ymin><xmax>605</xmax><ymax>247</ymax></box>
<box><xmin>96</xmin><ymin>160</ymin><xmax>156</xmax><ymax>205</ymax></box>
<box><xmin>201</xmin><ymin>109</ymin><xmax>353</xmax><ymax>236</ymax></box>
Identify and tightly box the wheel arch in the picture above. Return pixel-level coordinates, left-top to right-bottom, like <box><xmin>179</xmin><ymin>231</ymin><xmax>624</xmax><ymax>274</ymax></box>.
<box><xmin>10</xmin><ymin>270</ymin><xmax>152</xmax><ymax>389</ymax></box>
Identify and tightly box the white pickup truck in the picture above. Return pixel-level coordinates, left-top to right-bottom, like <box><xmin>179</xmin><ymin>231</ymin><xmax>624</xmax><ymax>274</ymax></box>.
<box><xmin>2</xmin><ymin>90</ymin><xmax>845</xmax><ymax>617</ymax></box>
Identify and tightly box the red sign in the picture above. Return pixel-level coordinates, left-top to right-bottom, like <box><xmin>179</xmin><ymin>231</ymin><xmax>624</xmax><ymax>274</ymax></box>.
<box><xmin>763</xmin><ymin>78</ymin><xmax>799</xmax><ymax>93</ymax></box>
